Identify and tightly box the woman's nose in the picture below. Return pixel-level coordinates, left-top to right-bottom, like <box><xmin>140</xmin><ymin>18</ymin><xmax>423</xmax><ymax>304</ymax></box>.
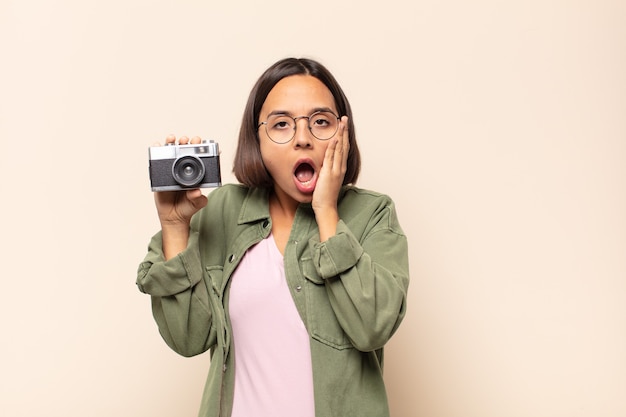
<box><xmin>292</xmin><ymin>118</ymin><xmax>313</xmax><ymax>147</ymax></box>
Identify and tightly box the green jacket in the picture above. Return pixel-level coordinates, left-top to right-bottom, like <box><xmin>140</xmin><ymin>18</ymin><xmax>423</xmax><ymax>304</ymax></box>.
<box><xmin>137</xmin><ymin>184</ymin><xmax>410</xmax><ymax>417</ymax></box>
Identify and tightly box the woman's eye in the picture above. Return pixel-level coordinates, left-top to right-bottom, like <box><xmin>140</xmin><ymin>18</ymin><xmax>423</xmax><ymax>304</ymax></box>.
<box><xmin>313</xmin><ymin>118</ymin><xmax>330</xmax><ymax>127</ymax></box>
<box><xmin>273</xmin><ymin>120</ymin><xmax>291</xmax><ymax>129</ymax></box>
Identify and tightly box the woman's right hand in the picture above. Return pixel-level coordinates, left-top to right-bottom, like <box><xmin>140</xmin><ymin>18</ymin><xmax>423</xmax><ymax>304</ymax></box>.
<box><xmin>154</xmin><ymin>135</ymin><xmax>208</xmax><ymax>259</ymax></box>
<box><xmin>155</xmin><ymin>187</ymin><xmax>208</xmax><ymax>227</ymax></box>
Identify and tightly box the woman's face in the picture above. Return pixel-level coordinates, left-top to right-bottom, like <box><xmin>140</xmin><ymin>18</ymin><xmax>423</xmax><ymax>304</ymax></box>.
<box><xmin>258</xmin><ymin>75</ymin><xmax>338</xmax><ymax>206</ymax></box>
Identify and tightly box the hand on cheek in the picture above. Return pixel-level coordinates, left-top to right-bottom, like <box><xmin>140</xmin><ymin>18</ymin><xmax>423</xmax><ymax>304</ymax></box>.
<box><xmin>312</xmin><ymin>116</ymin><xmax>350</xmax><ymax>240</ymax></box>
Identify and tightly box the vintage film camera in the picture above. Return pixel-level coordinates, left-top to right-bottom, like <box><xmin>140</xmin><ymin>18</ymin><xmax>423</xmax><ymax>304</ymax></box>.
<box><xmin>149</xmin><ymin>140</ymin><xmax>221</xmax><ymax>191</ymax></box>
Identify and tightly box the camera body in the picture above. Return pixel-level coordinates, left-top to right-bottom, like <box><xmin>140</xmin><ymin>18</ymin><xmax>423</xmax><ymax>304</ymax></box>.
<box><xmin>149</xmin><ymin>140</ymin><xmax>221</xmax><ymax>191</ymax></box>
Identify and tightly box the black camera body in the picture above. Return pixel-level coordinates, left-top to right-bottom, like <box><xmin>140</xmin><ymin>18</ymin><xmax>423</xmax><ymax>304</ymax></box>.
<box><xmin>149</xmin><ymin>140</ymin><xmax>221</xmax><ymax>191</ymax></box>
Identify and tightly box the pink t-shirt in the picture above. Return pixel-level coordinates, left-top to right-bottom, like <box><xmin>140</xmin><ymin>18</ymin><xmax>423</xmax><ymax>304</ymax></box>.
<box><xmin>229</xmin><ymin>234</ymin><xmax>315</xmax><ymax>417</ymax></box>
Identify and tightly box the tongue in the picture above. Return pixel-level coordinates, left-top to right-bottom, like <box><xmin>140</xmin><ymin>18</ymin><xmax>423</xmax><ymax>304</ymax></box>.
<box><xmin>295</xmin><ymin>163</ymin><xmax>314</xmax><ymax>183</ymax></box>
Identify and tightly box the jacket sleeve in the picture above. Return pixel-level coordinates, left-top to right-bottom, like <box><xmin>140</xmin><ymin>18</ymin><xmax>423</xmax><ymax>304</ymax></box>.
<box><xmin>136</xmin><ymin>224</ymin><xmax>217</xmax><ymax>357</ymax></box>
<box><xmin>309</xmin><ymin>197</ymin><xmax>409</xmax><ymax>352</ymax></box>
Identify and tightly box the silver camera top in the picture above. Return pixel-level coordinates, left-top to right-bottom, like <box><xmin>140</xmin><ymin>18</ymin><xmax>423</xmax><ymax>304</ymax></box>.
<box><xmin>149</xmin><ymin>140</ymin><xmax>219</xmax><ymax>160</ymax></box>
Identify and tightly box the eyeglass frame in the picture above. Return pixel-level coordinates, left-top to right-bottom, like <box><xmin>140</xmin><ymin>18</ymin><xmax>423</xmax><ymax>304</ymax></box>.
<box><xmin>257</xmin><ymin>110</ymin><xmax>341</xmax><ymax>144</ymax></box>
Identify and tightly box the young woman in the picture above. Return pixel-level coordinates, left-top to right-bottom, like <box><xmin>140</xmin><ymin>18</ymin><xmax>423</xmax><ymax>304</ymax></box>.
<box><xmin>137</xmin><ymin>57</ymin><xmax>410</xmax><ymax>417</ymax></box>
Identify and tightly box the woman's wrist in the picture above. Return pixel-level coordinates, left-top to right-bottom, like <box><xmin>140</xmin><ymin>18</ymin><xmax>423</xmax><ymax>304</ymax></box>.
<box><xmin>161</xmin><ymin>223</ymin><xmax>190</xmax><ymax>260</ymax></box>
<box><xmin>315</xmin><ymin>207</ymin><xmax>339</xmax><ymax>242</ymax></box>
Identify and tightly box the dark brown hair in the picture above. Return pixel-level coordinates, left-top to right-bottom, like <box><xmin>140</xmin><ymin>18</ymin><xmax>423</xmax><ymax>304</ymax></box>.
<box><xmin>233</xmin><ymin>57</ymin><xmax>361</xmax><ymax>188</ymax></box>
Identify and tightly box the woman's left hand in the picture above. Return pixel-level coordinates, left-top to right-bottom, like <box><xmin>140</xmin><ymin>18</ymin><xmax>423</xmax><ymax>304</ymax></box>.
<box><xmin>312</xmin><ymin>116</ymin><xmax>350</xmax><ymax>240</ymax></box>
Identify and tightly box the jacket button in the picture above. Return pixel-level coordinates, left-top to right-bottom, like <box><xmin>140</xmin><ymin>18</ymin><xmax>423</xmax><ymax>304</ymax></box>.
<box><xmin>262</xmin><ymin>220</ymin><xmax>270</xmax><ymax>228</ymax></box>
<box><xmin>228</xmin><ymin>254</ymin><xmax>235</xmax><ymax>263</ymax></box>
<box><xmin>295</xmin><ymin>285</ymin><xmax>302</xmax><ymax>292</ymax></box>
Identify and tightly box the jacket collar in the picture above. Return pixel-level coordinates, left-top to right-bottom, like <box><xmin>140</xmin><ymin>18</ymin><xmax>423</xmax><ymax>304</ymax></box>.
<box><xmin>236</xmin><ymin>185</ymin><xmax>351</xmax><ymax>225</ymax></box>
<box><xmin>237</xmin><ymin>187</ymin><xmax>271</xmax><ymax>225</ymax></box>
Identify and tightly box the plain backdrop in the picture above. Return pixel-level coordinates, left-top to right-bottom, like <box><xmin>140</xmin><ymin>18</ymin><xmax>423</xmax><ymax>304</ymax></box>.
<box><xmin>1</xmin><ymin>1</ymin><xmax>625</xmax><ymax>416</ymax></box>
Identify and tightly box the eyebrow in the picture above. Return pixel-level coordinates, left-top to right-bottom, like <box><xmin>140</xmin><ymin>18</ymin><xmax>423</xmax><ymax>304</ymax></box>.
<box><xmin>266</xmin><ymin>107</ymin><xmax>336</xmax><ymax>117</ymax></box>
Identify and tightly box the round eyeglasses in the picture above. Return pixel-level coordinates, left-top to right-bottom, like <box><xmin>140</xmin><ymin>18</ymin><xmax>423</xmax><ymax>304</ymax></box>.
<box><xmin>258</xmin><ymin>110</ymin><xmax>340</xmax><ymax>144</ymax></box>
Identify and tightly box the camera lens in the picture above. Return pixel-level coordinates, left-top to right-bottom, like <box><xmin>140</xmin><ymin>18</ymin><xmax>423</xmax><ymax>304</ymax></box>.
<box><xmin>172</xmin><ymin>156</ymin><xmax>205</xmax><ymax>187</ymax></box>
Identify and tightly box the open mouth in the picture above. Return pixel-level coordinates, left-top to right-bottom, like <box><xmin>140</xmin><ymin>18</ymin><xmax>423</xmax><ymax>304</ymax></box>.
<box><xmin>293</xmin><ymin>160</ymin><xmax>317</xmax><ymax>192</ymax></box>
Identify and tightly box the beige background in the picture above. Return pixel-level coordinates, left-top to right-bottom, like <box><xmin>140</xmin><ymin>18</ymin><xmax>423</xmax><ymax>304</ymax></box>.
<box><xmin>1</xmin><ymin>1</ymin><xmax>625</xmax><ymax>416</ymax></box>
